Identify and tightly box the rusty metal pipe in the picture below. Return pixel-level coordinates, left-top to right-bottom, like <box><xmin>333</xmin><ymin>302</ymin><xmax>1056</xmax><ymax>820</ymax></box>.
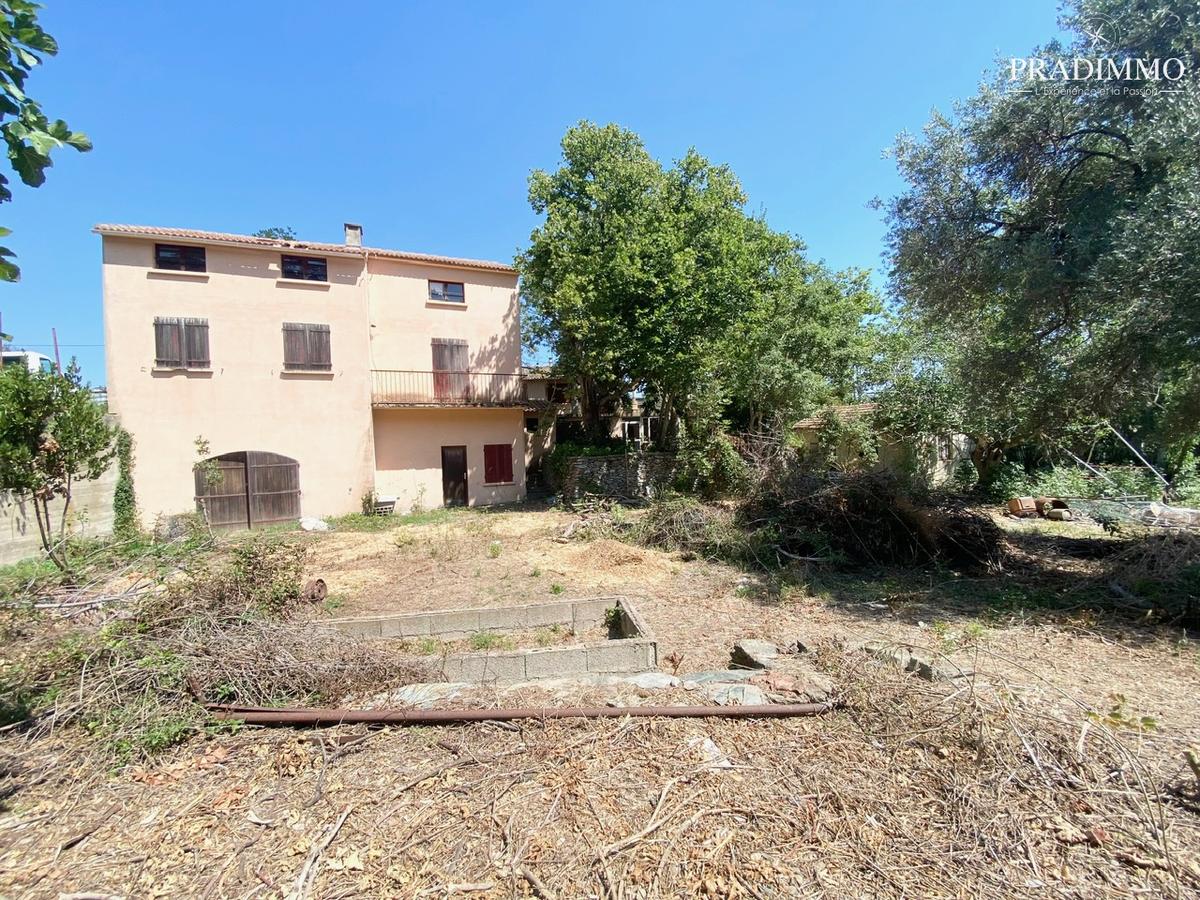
<box><xmin>205</xmin><ymin>702</ymin><xmax>836</xmax><ymax>727</ymax></box>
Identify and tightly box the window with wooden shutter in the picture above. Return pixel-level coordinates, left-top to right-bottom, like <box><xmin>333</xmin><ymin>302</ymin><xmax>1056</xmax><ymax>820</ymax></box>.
<box><xmin>432</xmin><ymin>338</ymin><xmax>469</xmax><ymax>400</ymax></box>
<box><xmin>184</xmin><ymin>317</ymin><xmax>209</xmax><ymax>367</ymax></box>
<box><xmin>483</xmin><ymin>444</ymin><xmax>513</xmax><ymax>484</ymax></box>
<box><xmin>282</xmin><ymin>322</ymin><xmax>332</xmax><ymax>371</ymax></box>
<box><xmin>154</xmin><ymin>317</ymin><xmax>209</xmax><ymax>369</ymax></box>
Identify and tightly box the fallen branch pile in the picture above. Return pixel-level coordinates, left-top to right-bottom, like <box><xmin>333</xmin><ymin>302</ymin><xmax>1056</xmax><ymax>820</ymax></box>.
<box><xmin>1</xmin><ymin>640</ymin><xmax>1196</xmax><ymax>897</ymax></box>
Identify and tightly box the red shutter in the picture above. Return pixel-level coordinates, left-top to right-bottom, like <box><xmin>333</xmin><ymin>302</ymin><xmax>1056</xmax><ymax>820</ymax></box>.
<box><xmin>483</xmin><ymin>444</ymin><xmax>513</xmax><ymax>484</ymax></box>
<box><xmin>484</xmin><ymin>445</ymin><xmax>499</xmax><ymax>484</ymax></box>
<box><xmin>499</xmin><ymin>445</ymin><xmax>513</xmax><ymax>483</ymax></box>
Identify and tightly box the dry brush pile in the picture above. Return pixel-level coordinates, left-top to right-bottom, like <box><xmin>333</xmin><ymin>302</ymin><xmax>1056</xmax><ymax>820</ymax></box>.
<box><xmin>3</xmin><ymin>639</ymin><xmax>1197</xmax><ymax>898</ymax></box>
<box><xmin>0</xmin><ymin>536</ymin><xmax>431</xmax><ymax>764</ymax></box>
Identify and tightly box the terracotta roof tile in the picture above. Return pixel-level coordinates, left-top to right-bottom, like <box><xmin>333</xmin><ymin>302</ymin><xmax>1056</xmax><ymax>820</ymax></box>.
<box><xmin>794</xmin><ymin>402</ymin><xmax>879</xmax><ymax>429</ymax></box>
<box><xmin>93</xmin><ymin>223</ymin><xmax>517</xmax><ymax>274</ymax></box>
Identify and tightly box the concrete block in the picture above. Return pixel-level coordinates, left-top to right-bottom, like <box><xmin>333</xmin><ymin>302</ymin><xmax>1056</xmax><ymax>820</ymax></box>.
<box><xmin>586</xmin><ymin>640</ymin><xmax>650</xmax><ymax>674</ymax></box>
<box><xmin>427</xmin><ymin>609</ymin><xmax>481</xmax><ymax>637</ymax></box>
<box><xmin>524</xmin><ymin>647</ymin><xmax>589</xmax><ymax>679</ymax></box>
<box><xmin>573</xmin><ymin>598</ymin><xmax>617</xmax><ymax>630</ymax></box>
<box><xmin>398</xmin><ymin>615</ymin><xmax>432</xmax><ymax>638</ymax></box>
<box><xmin>524</xmin><ymin>602</ymin><xmax>572</xmax><ymax>628</ymax></box>
<box><xmin>335</xmin><ymin>619</ymin><xmax>381</xmax><ymax>639</ymax></box>
<box><xmin>477</xmin><ymin>606</ymin><xmax>527</xmax><ymax>631</ymax></box>
<box><xmin>378</xmin><ymin>617</ymin><xmax>406</xmax><ymax>638</ymax></box>
<box><xmin>439</xmin><ymin>657</ymin><xmax>464</xmax><ymax>681</ymax></box>
<box><xmin>457</xmin><ymin>652</ymin><xmax>527</xmax><ymax>683</ymax></box>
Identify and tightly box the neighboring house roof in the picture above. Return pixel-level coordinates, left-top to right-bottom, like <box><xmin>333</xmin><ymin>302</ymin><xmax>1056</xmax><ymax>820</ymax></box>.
<box><xmin>92</xmin><ymin>223</ymin><xmax>517</xmax><ymax>274</ymax></box>
<box><xmin>794</xmin><ymin>402</ymin><xmax>879</xmax><ymax>430</ymax></box>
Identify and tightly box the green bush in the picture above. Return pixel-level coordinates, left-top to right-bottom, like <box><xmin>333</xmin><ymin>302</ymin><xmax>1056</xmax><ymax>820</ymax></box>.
<box><xmin>983</xmin><ymin>463</ymin><xmax>1165</xmax><ymax>502</ymax></box>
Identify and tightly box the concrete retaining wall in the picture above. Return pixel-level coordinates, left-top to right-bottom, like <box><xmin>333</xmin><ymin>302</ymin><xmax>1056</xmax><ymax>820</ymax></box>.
<box><xmin>0</xmin><ymin>465</ymin><xmax>118</xmax><ymax>566</ymax></box>
<box><xmin>562</xmin><ymin>451</ymin><xmax>679</xmax><ymax>502</ymax></box>
<box><xmin>324</xmin><ymin>596</ymin><xmax>657</xmax><ymax>683</ymax></box>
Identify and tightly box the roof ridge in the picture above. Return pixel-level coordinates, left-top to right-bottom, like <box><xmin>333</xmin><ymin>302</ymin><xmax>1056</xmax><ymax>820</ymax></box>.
<box><xmin>92</xmin><ymin>223</ymin><xmax>517</xmax><ymax>274</ymax></box>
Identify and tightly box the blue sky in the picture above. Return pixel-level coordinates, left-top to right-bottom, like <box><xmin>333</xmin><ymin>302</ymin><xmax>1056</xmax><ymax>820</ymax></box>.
<box><xmin>3</xmin><ymin>0</ymin><xmax>1066</xmax><ymax>383</ymax></box>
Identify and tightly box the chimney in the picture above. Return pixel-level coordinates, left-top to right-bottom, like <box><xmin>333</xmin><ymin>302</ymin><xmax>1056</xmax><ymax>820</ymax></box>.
<box><xmin>344</xmin><ymin>222</ymin><xmax>363</xmax><ymax>246</ymax></box>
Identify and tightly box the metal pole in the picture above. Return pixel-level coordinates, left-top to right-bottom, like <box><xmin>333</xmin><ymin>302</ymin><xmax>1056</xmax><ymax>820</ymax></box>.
<box><xmin>51</xmin><ymin>327</ymin><xmax>61</xmax><ymax>371</ymax></box>
<box><xmin>207</xmin><ymin>701</ymin><xmax>837</xmax><ymax>727</ymax></box>
<box><xmin>1105</xmin><ymin>422</ymin><xmax>1169</xmax><ymax>487</ymax></box>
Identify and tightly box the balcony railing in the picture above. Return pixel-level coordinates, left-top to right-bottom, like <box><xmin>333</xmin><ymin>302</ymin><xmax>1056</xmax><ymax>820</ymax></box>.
<box><xmin>371</xmin><ymin>369</ymin><xmax>525</xmax><ymax>407</ymax></box>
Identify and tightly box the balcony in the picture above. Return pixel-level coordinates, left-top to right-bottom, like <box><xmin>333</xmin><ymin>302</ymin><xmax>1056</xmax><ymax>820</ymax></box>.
<box><xmin>371</xmin><ymin>369</ymin><xmax>525</xmax><ymax>408</ymax></box>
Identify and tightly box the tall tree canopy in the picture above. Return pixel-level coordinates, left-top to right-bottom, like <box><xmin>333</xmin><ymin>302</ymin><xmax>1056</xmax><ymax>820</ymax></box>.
<box><xmin>880</xmin><ymin>0</ymin><xmax>1200</xmax><ymax>478</ymax></box>
<box><xmin>519</xmin><ymin>121</ymin><xmax>877</xmax><ymax>442</ymax></box>
<box><xmin>0</xmin><ymin>1</ymin><xmax>90</xmax><ymax>280</ymax></box>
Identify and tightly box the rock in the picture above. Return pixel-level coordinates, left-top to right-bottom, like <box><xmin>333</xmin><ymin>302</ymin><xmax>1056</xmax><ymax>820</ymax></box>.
<box><xmin>686</xmin><ymin>736</ymin><xmax>734</xmax><ymax>770</ymax></box>
<box><xmin>751</xmin><ymin>670</ymin><xmax>836</xmax><ymax>703</ymax></box>
<box><xmin>853</xmin><ymin>640</ymin><xmax>967</xmax><ymax>682</ymax></box>
<box><xmin>391</xmin><ymin>683</ymin><xmax>466</xmax><ymax>708</ymax></box>
<box><xmin>785</xmin><ymin>636</ymin><xmax>813</xmax><ymax>654</ymax></box>
<box><xmin>731</xmin><ymin>639</ymin><xmax>780</xmax><ymax>670</ymax></box>
<box><xmin>300</xmin><ymin>516</ymin><xmax>330</xmax><ymax>532</ymax></box>
<box><xmin>681</xmin><ymin>669</ymin><xmax>758</xmax><ymax>688</ymax></box>
<box><xmin>702</xmin><ymin>682</ymin><xmax>769</xmax><ymax>706</ymax></box>
<box><xmin>622</xmin><ymin>672</ymin><xmax>680</xmax><ymax>690</ymax></box>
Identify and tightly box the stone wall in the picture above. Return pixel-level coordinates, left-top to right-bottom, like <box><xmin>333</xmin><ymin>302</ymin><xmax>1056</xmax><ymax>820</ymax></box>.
<box><xmin>0</xmin><ymin>464</ymin><xmax>118</xmax><ymax>566</ymax></box>
<box><xmin>561</xmin><ymin>451</ymin><xmax>680</xmax><ymax>502</ymax></box>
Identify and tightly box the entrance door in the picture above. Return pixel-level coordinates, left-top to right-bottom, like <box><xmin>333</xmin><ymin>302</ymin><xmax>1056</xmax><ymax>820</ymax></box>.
<box><xmin>194</xmin><ymin>450</ymin><xmax>301</xmax><ymax>529</ymax></box>
<box><xmin>441</xmin><ymin>445</ymin><xmax>468</xmax><ymax>507</ymax></box>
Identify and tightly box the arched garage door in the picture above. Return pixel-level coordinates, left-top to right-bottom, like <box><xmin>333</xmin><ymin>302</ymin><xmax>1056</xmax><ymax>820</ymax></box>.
<box><xmin>194</xmin><ymin>451</ymin><xmax>301</xmax><ymax>529</ymax></box>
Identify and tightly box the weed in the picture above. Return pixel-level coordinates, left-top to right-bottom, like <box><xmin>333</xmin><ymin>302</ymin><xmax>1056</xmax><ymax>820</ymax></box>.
<box><xmin>1087</xmin><ymin>693</ymin><xmax>1158</xmax><ymax>732</ymax></box>
<box><xmin>322</xmin><ymin>595</ymin><xmax>345</xmax><ymax>615</ymax></box>
<box><xmin>468</xmin><ymin>630</ymin><xmax>514</xmax><ymax>651</ymax></box>
<box><xmin>487</xmin><ymin>540</ymin><xmax>503</xmax><ymax>558</ymax></box>
<box><xmin>550</xmin><ymin>583</ymin><xmax>565</xmax><ymax>595</ymax></box>
<box><xmin>530</xmin><ymin>567</ymin><xmax>542</xmax><ymax>577</ymax></box>
<box><xmin>417</xmin><ymin>637</ymin><xmax>444</xmax><ymax>655</ymax></box>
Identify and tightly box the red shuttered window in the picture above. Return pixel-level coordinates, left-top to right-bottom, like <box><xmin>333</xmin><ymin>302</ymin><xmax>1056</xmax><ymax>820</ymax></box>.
<box><xmin>483</xmin><ymin>444</ymin><xmax>513</xmax><ymax>485</ymax></box>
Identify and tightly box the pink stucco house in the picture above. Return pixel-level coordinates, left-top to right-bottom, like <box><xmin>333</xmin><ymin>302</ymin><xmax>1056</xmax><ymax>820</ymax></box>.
<box><xmin>98</xmin><ymin>223</ymin><xmax>525</xmax><ymax>528</ymax></box>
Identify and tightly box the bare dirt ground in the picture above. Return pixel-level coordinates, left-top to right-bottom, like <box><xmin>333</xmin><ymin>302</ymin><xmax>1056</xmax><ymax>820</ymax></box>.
<box><xmin>2</xmin><ymin>505</ymin><xmax>1199</xmax><ymax>898</ymax></box>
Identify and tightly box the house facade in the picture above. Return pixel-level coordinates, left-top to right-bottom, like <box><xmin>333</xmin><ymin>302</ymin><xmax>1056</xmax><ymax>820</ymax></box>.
<box><xmin>99</xmin><ymin>223</ymin><xmax>525</xmax><ymax>528</ymax></box>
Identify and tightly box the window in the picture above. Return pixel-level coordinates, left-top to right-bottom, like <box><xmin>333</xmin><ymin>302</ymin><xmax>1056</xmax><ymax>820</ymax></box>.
<box><xmin>524</xmin><ymin>416</ymin><xmax>539</xmax><ymax>433</ymax></box>
<box><xmin>153</xmin><ymin>317</ymin><xmax>210</xmax><ymax>369</ymax></box>
<box><xmin>428</xmin><ymin>280</ymin><xmax>465</xmax><ymax>303</ymax></box>
<box><xmin>281</xmin><ymin>255</ymin><xmax>328</xmax><ymax>282</ymax></box>
<box><xmin>483</xmin><ymin>444</ymin><xmax>514</xmax><ymax>484</ymax></box>
<box><xmin>155</xmin><ymin>244</ymin><xmax>206</xmax><ymax>272</ymax></box>
<box><xmin>282</xmin><ymin>322</ymin><xmax>332</xmax><ymax>371</ymax></box>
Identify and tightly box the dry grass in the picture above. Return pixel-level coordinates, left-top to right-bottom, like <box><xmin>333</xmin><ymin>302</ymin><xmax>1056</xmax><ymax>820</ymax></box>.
<box><xmin>2</xmin><ymin>505</ymin><xmax>1199</xmax><ymax>898</ymax></box>
<box><xmin>1</xmin><ymin>641</ymin><xmax>1198</xmax><ymax>898</ymax></box>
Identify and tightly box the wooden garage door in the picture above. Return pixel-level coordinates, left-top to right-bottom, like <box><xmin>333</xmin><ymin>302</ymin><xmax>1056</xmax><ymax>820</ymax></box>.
<box><xmin>194</xmin><ymin>451</ymin><xmax>301</xmax><ymax>529</ymax></box>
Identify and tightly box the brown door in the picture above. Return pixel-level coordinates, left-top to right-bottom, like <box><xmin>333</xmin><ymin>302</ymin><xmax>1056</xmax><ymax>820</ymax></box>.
<box><xmin>441</xmin><ymin>445</ymin><xmax>468</xmax><ymax>507</ymax></box>
<box><xmin>195</xmin><ymin>450</ymin><xmax>301</xmax><ymax>529</ymax></box>
<box><xmin>247</xmin><ymin>451</ymin><xmax>302</xmax><ymax>525</ymax></box>
<box><xmin>194</xmin><ymin>452</ymin><xmax>251</xmax><ymax>529</ymax></box>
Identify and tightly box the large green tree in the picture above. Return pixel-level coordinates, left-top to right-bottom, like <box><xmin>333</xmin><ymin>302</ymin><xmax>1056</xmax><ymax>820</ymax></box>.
<box><xmin>0</xmin><ymin>362</ymin><xmax>115</xmax><ymax>569</ymax></box>
<box><xmin>880</xmin><ymin>0</ymin><xmax>1200</xmax><ymax>480</ymax></box>
<box><xmin>519</xmin><ymin>121</ymin><xmax>876</xmax><ymax>442</ymax></box>
<box><xmin>0</xmin><ymin>1</ymin><xmax>90</xmax><ymax>280</ymax></box>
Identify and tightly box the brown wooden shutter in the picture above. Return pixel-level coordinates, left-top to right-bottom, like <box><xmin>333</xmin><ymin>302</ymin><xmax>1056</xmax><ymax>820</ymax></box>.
<box><xmin>483</xmin><ymin>444</ymin><xmax>513</xmax><ymax>483</ymax></box>
<box><xmin>499</xmin><ymin>445</ymin><xmax>513</xmax><ymax>483</ymax></box>
<box><xmin>484</xmin><ymin>445</ymin><xmax>498</xmax><ymax>484</ymax></box>
<box><xmin>154</xmin><ymin>317</ymin><xmax>184</xmax><ymax>367</ymax></box>
<box><xmin>306</xmin><ymin>324</ymin><xmax>331</xmax><ymax>370</ymax></box>
<box><xmin>282</xmin><ymin>322</ymin><xmax>309</xmax><ymax>369</ymax></box>
<box><xmin>184</xmin><ymin>318</ymin><xmax>209</xmax><ymax>368</ymax></box>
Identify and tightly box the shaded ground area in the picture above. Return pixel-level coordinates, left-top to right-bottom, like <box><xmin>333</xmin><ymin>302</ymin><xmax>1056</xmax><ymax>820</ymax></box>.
<box><xmin>2</xmin><ymin>503</ymin><xmax>1199</xmax><ymax>897</ymax></box>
